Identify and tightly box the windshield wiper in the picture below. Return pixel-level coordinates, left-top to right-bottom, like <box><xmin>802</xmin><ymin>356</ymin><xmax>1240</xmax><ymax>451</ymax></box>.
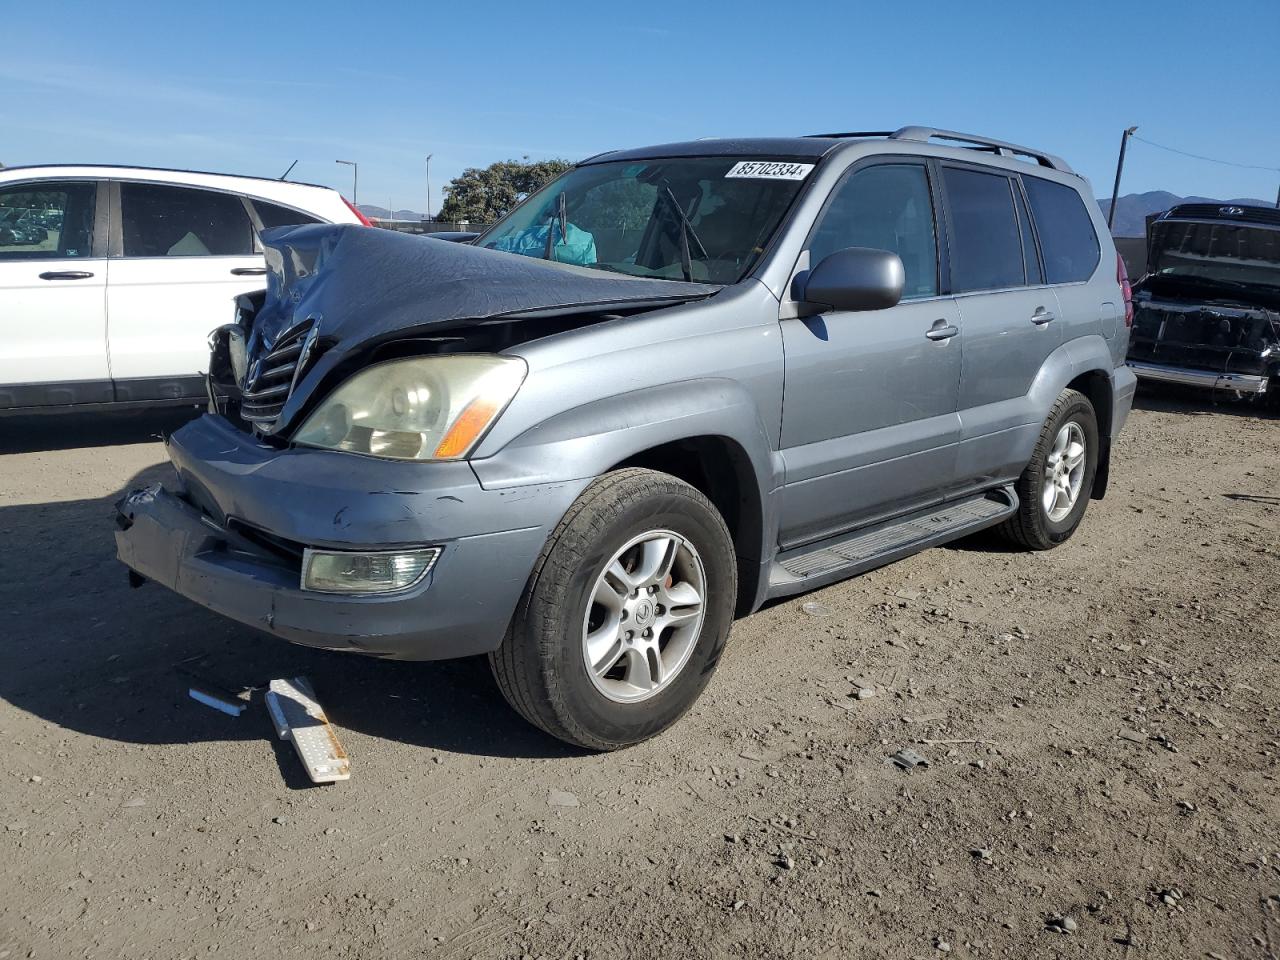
<box><xmin>657</xmin><ymin>187</ymin><xmax>708</xmax><ymax>282</ymax></box>
<box><xmin>544</xmin><ymin>192</ymin><xmax>568</xmax><ymax>261</ymax></box>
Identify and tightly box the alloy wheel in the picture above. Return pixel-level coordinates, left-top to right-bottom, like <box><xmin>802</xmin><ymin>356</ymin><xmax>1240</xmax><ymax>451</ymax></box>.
<box><xmin>581</xmin><ymin>529</ymin><xmax>707</xmax><ymax>703</ymax></box>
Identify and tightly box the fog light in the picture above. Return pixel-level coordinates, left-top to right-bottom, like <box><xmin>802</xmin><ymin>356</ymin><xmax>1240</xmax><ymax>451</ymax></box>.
<box><xmin>301</xmin><ymin>547</ymin><xmax>440</xmax><ymax>594</ymax></box>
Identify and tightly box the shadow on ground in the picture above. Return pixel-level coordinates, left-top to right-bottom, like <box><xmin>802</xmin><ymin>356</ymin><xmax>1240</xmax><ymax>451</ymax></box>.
<box><xmin>0</xmin><ymin>407</ymin><xmax>204</xmax><ymax>454</ymax></box>
<box><xmin>1132</xmin><ymin>382</ymin><xmax>1278</xmax><ymax>419</ymax></box>
<box><xmin>0</xmin><ymin>427</ymin><xmax>576</xmax><ymax>762</ymax></box>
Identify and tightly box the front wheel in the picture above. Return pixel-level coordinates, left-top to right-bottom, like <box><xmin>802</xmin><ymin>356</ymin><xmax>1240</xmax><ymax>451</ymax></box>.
<box><xmin>489</xmin><ymin>468</ymin><xmax>737</xmax><ymax>751</ymax></box>
<box><xmin>998</xmin><ymin>389</ymin><xmax>1099</xmax><ymax>550</ymax></box>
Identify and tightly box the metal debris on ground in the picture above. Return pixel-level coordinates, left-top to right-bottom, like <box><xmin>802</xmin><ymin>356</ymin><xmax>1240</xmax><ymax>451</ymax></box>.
<box><xmin>889</xmin><ymin>748</ymin><xmax>930</xmax><ymax>771</ymax></box>
<box><xmin>178</xmin><ymin>660</ymin><xmax>254</xmax><ymax>717</ymax></box>
<box><xmin>187</xmin><ymin>684</ymin><xmax>248</xmax><ymax>717</ymax></box>
<box><xmin>265</xmin><ymin>676</ymin><xmax>350</xmax><ymax>784</ymax></box>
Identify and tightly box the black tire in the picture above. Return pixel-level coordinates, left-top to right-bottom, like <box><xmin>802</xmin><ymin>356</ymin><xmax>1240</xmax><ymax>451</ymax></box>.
<box><xmin>1265</xmin><ymin>376</ymin><xmax>1280</xmax><ymax>412</ymax></box>
<box><xmin>489</xmin><ymin>468</ymin><xmax>737</xmax><ymax>751</ymax></box>
<box><xmin>998</xmin><ymin>389</ymin><xmax>1099</xmax><ymax>551</ymax></box>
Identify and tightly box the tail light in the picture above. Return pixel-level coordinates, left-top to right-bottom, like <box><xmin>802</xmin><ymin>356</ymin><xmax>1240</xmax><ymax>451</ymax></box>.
<box><xmin>1117</xmin><ymin>252</ymin><xmax>1134</xmax><ymax>327</ymax></box>
<box><xmin>342</xmin><ymin>196</ymin><xmax>373</xmax><ymax>227</ymax></box>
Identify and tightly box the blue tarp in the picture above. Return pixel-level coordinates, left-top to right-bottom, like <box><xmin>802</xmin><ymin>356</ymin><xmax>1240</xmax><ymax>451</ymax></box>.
<box><xmin>490</xmin><ymin>221</ymin><xmax>598</xmax><ymax>266</ymax></box>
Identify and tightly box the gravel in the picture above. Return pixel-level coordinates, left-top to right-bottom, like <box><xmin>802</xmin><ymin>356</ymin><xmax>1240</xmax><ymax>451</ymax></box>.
<box><xmin>2</xmin><ymin>394</ymin><xmax>1277</xmax><ymax>959</ymax></box>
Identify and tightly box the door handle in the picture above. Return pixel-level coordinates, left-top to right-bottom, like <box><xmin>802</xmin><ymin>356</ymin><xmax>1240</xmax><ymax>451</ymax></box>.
<box><xmin>1031</xmin><ymin>308</ymin><xmax>1056</xmax><ymax>325</ymax></box>
<box><xmin>230</xmin><ymin>267</ymin><xmax>268</xmax><ymax>276</ymax></box>
<box><xmin>926</xmin><ymin>321</ymin><xmax>959</xmax><ymax>341</ymax></box>
<box><xmin>39</xmin><ymin>270</ymin><xmax>94</xmax><ymax>280</ymax></box>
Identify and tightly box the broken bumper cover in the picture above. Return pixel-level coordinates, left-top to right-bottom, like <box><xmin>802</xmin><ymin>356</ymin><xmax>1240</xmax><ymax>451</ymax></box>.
<box><xmin>114</xmin><ymin>414</ymin><xmax>587</xmax><ymax>660</ymax></box>
<box><xmin>1127</xmin><ymin>361</ymin><xmax>1269</xmax><ymax>395</ymax></box>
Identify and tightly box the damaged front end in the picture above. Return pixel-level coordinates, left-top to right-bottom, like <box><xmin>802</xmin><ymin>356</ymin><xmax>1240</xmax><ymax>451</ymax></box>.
<box><xmin>1127</xmin><ymin>211</ymin><xmax>1280</xmax><ymax>397</ymax></box>
<box><xmin>206</xmin><ymin>223</ymin><xmax>716</xmax><ymax>440</ymax></box>
<box><xmin>120</xmin><ymin>223</ymin><xmax>717</xmax><ymax>659</ymax></box>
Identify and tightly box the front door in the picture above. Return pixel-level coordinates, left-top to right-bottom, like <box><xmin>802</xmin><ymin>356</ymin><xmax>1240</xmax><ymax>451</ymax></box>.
<box><xmin>0</xmin><ymin>179</ymin><xmax>110</xmax><ymax>408</ymax></box>
<box><xmin>106</xmin><ymin>181</ymin><xmax>266</xmax><ymax>401</ymax></box>
<box><xmin>778</xmin><ymin>161</ymin><xmax>962</xmax><ymax>548</ymax></box>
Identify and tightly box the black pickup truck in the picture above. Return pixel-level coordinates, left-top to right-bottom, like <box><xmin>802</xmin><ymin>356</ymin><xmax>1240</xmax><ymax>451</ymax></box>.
<box><xmin>1127</xmin><ymin>203</ymin><xmax>1280</xmax><ymax>402</ymax></box>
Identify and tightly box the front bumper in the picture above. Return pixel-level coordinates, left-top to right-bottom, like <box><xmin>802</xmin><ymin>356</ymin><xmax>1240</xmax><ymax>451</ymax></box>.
<box><xmin>114</xmin><ymin>414</ymin><xmax>588</xmax><ymax>660</ymax></box>
<box><xmin>1128</xmin><ymin>360</ymin><xmax>1269</xmax><ymax>395</ymax></box>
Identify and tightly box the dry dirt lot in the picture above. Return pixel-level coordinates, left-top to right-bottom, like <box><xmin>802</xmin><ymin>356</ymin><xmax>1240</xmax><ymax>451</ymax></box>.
<box><xmin>1</xmin><ymin>391</ymin><xmax>1278</xmax><ymax>960</ymax></box>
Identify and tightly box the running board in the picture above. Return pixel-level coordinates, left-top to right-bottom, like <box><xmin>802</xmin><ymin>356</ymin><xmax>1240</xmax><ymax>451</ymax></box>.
<box><xmin>766</xmin><ymin>486</ymin><xmax>1018</xmax><ymax>599</ymax></box>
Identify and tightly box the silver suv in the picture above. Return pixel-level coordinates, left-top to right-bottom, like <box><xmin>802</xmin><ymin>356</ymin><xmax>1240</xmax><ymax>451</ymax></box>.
<box><xmin>116</xmin><ymin>126</ymin><xmax>1137</xmax><ymax>750</ymax></box>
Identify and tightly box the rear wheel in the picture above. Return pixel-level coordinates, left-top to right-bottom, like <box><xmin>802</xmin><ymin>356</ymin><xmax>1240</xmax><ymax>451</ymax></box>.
<box><xmin>489</xmin><ymin>468</ymin><xmax>736</xmax><ymax>751</ymax></box>
<box><xmin>998</xmin><ymin>389</ymin><xmax>1099</xmax><ymax>550</ymax></box>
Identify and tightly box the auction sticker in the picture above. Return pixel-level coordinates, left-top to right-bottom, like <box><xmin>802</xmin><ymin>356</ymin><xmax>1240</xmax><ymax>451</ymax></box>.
<box><xmin>725</xmin><ymin>160</ymin><xmax>814</xmax><ymax>180</ymax></box>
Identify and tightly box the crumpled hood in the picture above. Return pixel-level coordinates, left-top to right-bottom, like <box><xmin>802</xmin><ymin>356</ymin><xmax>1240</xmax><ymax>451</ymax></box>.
<box><xmin>253</xmin><ymin>222</ymin><xmax>716</xmax><ymax>349</ymax></box>
<box><xmin>242</xmin><ymin>223</ymin><xmax>719</xmax><ymax>434</ymax></box>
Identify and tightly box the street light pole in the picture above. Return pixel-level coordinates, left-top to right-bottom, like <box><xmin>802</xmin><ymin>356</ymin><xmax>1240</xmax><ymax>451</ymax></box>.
<box><xmin>335</xmin><ymin>159</ymin><xmax>358</xmax><ymax>206</ymax></box>
<box><xmin>425</xmin><ymin>154</ymin><xmax>433</xmax><ymax>221</ymax></box>
<box><xmin>1107</xmin><ymin>126</ymin><xmax>1137</xmax><ymax>231</ymax></box>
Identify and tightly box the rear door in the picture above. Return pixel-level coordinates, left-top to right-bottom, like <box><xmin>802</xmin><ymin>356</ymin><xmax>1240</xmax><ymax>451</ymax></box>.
<box><xmin>105</xmin><ymin>181</ymin><xmax>265</xmax><ymax>401</ymax></box>
<box><xmin>0</xmin><ymin>179</ymin><xmax>110</xmax><ymax>408</ymax></box>
<box><xmin>941</xmin><ymin>164</ymin><xmax>1063</xmax><ymax>489</ymax></box>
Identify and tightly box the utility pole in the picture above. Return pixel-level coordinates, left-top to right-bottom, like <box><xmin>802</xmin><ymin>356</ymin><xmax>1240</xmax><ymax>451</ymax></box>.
<box><xmin>1107</xmin><ymin>126</ymin><xmax>1138</xmax><ymax>231</ymax></box>
<box><xmin>335</xmin><ymin>159</ymin><xmax>358</xmax><ymax>205</ymax></box>
<box><xmin>425</xmin><ymin>154</ymin><xmax>433</xmax><ymax>221</ymax></box>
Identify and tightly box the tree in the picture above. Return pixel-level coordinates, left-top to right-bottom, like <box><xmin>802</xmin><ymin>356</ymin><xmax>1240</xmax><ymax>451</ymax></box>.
<box><xmin>438</xmin><ymin>158</ymin><xmax>571</xmax><ymax>223</ymax></box>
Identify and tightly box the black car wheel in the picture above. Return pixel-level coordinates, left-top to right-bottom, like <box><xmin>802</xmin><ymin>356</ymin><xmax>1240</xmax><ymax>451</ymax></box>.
<box><xmin>998</xmin><ymin>389</ymin><xmax>1099</xmax><ymax>551</ymax></box>
<box><xmin>489</xmin><ymin>468</ymin><xmax>737</xmax><ymax>751</ymax></box>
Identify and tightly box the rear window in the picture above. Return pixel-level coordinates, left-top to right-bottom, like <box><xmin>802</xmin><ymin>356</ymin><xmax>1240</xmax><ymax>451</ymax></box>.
<box><xmin>942</xmin><ymin>167</ymin><xmax>1024</xmax><ymax>293</ymax></box>
<box><xmin>1022</xmin><ymin>177</ymin><xmax>1100</xmax><ymax>283</ymax></box>
<box><xmin>121</xmin><ymin>183</ymin><xmax>255</xmax><ymax>257</ymax></box>
<box><xmin>253</xmin><ymin>200</ymin><xmax>322</xmax><ymax>230</ymax></box>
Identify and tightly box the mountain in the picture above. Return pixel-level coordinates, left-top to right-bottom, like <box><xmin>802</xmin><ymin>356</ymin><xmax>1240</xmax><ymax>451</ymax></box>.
<box><xmin>1097</xmin><ymin>191</ymin><xmax>1273</xmax><ymax>237</ymax></box>
<box><xmin>357</xmin><ymin>204</ymin><xmax>426</xmax><ymax>221</ymax></box>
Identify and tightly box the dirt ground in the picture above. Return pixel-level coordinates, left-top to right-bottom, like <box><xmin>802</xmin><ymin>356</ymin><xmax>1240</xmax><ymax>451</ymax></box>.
<box><xmin>1</xmin><ymin>390</ymin><xmax>1277</xmax><ymax>960</ymax></box>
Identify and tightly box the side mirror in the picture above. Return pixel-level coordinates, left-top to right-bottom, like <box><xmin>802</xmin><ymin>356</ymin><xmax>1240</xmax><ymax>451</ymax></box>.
<box><xmin>801</xmin><ymin>247</ymin><xmax>905</xmax><ymax>312</ymax></box>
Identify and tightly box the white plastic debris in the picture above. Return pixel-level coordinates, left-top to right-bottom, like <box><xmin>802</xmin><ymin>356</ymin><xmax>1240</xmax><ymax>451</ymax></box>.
<box><xmin>265</xmin><ymin>677</ymin><xmax>350</xmax><ymax>784</ymax></box>
<box><xmin>188</xmin><ymin>686</ymin><xmax>247</xmax><ymax>717</ymax></box>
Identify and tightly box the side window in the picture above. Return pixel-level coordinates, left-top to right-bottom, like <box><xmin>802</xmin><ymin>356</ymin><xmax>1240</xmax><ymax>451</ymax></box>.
<box><xmin>1022</xmin><ymin>177</ymin><xmax>1101</xmax><ymax>283</ymax></box>
<box><xmin>0</xmin><ymin>181</ymin><xmax>97</xmax><ymax>260</ymax></box>
<box><xmin>252</xmin><ymin>199</ymin><xmax>322</xmax><ymax>230</ymax></box>
<box><xmin>808</xmin><ymin>164</ymin><xmax>939</xmax><ymax>299</ymax></box>
<box><xmin>120</xmin><ymin>183</ymin><xmax>255</xmax><ymax>257</ymax></box>
<box><xmin>1013</xmin><ymin>186</ymin><xmax>1043</xmax><ymax>285</ymax></box>
<box><xmin>942</xmin><ymin>167</ymin><xmax>1024</xmax><ymax>293</ymax></box>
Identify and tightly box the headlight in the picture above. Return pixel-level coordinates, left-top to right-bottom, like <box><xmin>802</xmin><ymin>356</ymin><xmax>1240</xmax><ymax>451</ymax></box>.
<box><xmin>293</xmin><ymin>355</ymin><xmax>526</xmax><ymax>460</ymax></box>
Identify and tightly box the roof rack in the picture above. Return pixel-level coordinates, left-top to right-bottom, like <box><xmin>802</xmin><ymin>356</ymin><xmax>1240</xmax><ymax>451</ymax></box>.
<box><xmin>806</xmin><ymin>126</ymin><xmax>1073</xmax><ymax>174</ymax></box>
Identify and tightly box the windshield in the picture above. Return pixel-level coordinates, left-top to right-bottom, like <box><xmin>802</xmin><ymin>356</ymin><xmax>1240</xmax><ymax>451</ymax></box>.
<box><xmin>474</xmin><ymin>157</ymin><xmax>811</xmax><ymax>284</ymax></box>
<box><xmin>1151</xmin><ymin>221</ymin><xmax>1280</xmax><ymax>290</ymax></box>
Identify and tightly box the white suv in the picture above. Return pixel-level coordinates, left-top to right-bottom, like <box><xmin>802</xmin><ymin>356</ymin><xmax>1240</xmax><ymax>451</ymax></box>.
<box><xmin>0</xmin><ymin>165</ymin><xmax>367</xmax><ymax>414</ymax></box>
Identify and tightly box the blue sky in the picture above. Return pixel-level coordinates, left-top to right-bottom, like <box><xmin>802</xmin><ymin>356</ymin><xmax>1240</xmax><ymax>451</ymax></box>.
<box><xmin>3</xmin><ymin>0</ymin><xmax>1278</xmax><ymax>212</ymax></box>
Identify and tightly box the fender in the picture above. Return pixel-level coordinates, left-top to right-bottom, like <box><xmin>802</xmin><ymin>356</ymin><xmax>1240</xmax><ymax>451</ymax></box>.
<box><xmin>958</xmin><ymin>335</ymin><xmax>1122</xmax><ymax>494</ymax></box>
<box><xmin>1030</xmin><ymin>334</ymin><xmax>1117</xmax><ymax>423</ymax></box>
<box><xmin>470</xmin><ymin>378</ymin><xmax>782</xmax><ymax>606</ymax></box>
